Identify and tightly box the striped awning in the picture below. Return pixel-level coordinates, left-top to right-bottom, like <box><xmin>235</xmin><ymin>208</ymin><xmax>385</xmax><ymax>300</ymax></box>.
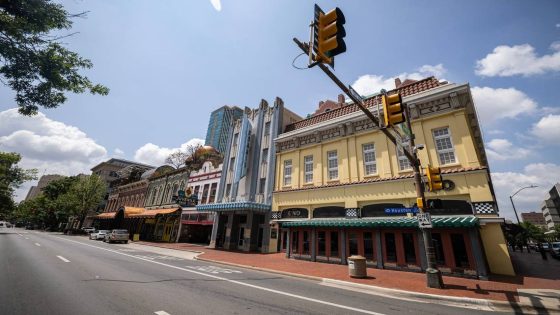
<box><xmin>282</xmin><ymin>216</ymin><xmax>479</xmax><ymax>228</ymax></box>
<box><xmin>196</xmin><ymin>202</ymin><xmax>271</xmax><ymax>213</ymax></box>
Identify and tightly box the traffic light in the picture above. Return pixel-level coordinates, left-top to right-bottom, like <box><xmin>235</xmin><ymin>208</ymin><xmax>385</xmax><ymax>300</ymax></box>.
<box><xmin>381</xmin><ymin>93</ymin><xmax>405</xmax><ymax>127</ymax></box>
<box><xmin>313</xmin><ymin>4</ymin><xmax>346</xmax><ymax>65</ymax></box>
<box><xmin>425</xmin><ymin>166</ymin><xmax>443</xmax><ymax>192</ymax></box>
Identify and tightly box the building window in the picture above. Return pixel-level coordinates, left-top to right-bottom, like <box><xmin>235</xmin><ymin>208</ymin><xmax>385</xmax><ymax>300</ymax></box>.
<box><xmin>330</xmin><ymin>231</ymin><xmax>339</xmax><ymax>257</ymax></box>
<box><xmin>363</xmin><ymin>232</ymin><xmax>374</xmax><ymax>261</ymax></box>
<box><xmin>229</xmin><ymin>157</ymin><xmax>235</xmax><ymax>170</ymax></box>
<box><xmin>327</xmin><ymin>150</ymin><xmax>338</xmax><ymax>180</ymax></box>
<box><xmin>262</xmin><ymin>148</ymin><xmax>268</xmax><ymax>164</ymax></box>
<box><xmin>225</xmin><ymin>184</ymin><xmax>232</xmax><ymax>197</ymax></box>
<box><xmin>433</xmin><ymin>127</ymin><xmax>456</xmax><ymax>165</ymax></box>
<box><xmin>264</xmin><ymin>121</ymin><xmax>271</xmax><ymax>136</ymax></box>
<box><xmin>283</xmin><ymin>160</ymin><xmax>292</xmax><ymax>186</ymax></box>
<box><xmin>397</xmin><ymin>143</ymin><xmax>412</xmax><ymax>171</ymax></box>
<box><xmin>201</xmin><ymin>184</ymin><xmax>210</xmax><ymax>204</ymax></box>
<box><xmin>403</xmin><ymin>233</ymin><xmax>417</xmax><ymax>264</ymax></box>
<box><xmin>208</xmin><ymin>183</ymin><xmax>217</xmax><ymax>203</ymax></box>
<box><xmin>348</xmin><ymin>232</ymin><xmax>359</xmax><ymax>256</ymax></box>
<box><xmin>259</xmin><ymin>178</ymin><xmax>266</xmax><ymax>194</ymax></box>
<box><xmin>317</xmin><ymin>231</ymin><xmax>326</xmax><ymax>256</ymax></box>
<box><xmin>362</xmin><ymin>143</ymin><xmax>376</xmax><ymax>175</ymax></box>
<box><xmin>451</xmin><ymin>233</ymin><xmax>470</xmax><ymax>268</ymax></box>
<box><xmin>385</xmin><ymin>233</ymin><xmax>397</xmax><ymax>262</ymax></box>
<box><xmin>233</xmin><ymin>132</ymin><xmax>239</xmax><ymax>145</ymax></box>
<box><xmin>304</xmin><ymin>155</ymin><xmax>313</xmax><ymax>183</ymax></box>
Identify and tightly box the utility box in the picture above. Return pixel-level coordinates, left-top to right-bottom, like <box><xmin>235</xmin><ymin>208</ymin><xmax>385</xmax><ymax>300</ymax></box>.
<box><xmin>133</xmin><ymin>234</ymin><xmax>140</xmax><ymax>242</ymax></box>
<box><xmin>347</xmin><ymin>255</ymin><xmax>367</xmax><ymax>278</ymax></box>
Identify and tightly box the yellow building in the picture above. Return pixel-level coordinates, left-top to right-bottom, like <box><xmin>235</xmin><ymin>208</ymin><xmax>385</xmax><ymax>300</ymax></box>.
<box><xmin>269</xmin><ymin>77</ymin><xmax>514</xmax><ymax>278</ymax></box>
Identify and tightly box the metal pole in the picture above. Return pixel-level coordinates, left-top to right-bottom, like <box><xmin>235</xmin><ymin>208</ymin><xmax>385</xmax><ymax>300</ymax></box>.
<box><xmin>293</xmin><ymin>37</ymin><xmax>443</xmax><ymax>288</ymax></box>
<box><xmin>509</xmin><ymin>195</ymin><xmax>521</xmax><ymax>224</ymax></box>
<box><xmin>404</xmin><ymin>105</ymin><xmax>443</xmax><ymax>289</ymax></box>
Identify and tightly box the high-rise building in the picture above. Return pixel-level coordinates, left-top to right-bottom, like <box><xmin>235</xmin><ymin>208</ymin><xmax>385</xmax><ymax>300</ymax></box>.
<box><xmin>542</xmin><ymin>183</ymin><xmax>560</xmax><ymax>230</ymax></box>
<box><xmin>25</xmin><ymin>174</ymin><xmax>64</xmax><ymax>201</ymax></box>
<box><xmin>205</xmin><ymin>106</ymin><xmax>244</xmax><ymax>154</ymax></box>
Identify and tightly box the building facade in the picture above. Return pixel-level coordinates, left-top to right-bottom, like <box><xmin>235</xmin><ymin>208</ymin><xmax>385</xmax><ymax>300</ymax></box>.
<box><xmin>205</xmin><ymin>105</ymin><xmax>244</xmax><ymax>154</ymax></box>
<box><xmin>521</xmin><ymin>212</ymin><xmax>547</xmax><ymax>229</ymax></box>
<box><xmin>179</xmin><ymin>160</ymin><xmax>223</xmax><ymax>243</ymax></box>
<box><xmin>197</xmin><ymin>98</ymin><xmax>302</xmax><ymax>252</ymax></box>
<box><xmin>542</xmin><ymin>183</ymin><xmax>560</xmax><ymax>230</ymax></box>
<box><xmin>269</xmin><ymin>77</ymin><xmax>514</xmax><ymax>278</ymax></box>
<box><xmin>25</xmin><ymin>174</ymin><xmax>64</xmax><ymax>201</ymax></box>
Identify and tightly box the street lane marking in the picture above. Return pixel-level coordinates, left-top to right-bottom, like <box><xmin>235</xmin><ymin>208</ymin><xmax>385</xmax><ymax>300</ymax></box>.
<box><xmin>54</xmin><ymin>236</ymin><xmax>385</xmax><ymax>315</ymax></box>
<box><xmin>185</xmin><ymin>265</ymin><xmax>242</xmax><ymax>274</ymax></box>
<box><xmin>25</xmin><ymin>237</ymin><xmax>29</xmax><ymax>239</ymax></box>
<box><xmin>57</xmin><ymin>256</ymin><xmax>70</xmax><ymax>263</ymax></box>
<box><xmin>34</xmin><ymin>243</ymin><xmax>41</xmax><ymax>247</ymax></box>
<box><xmin>154</xmin><ymin>311</ymin><xmax>171</xmax><ymax>315</ymax></box>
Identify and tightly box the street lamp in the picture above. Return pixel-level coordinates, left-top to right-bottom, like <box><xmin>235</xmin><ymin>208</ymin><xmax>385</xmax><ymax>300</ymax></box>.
<box><xmin>509</xmin><ymin>185</ymin><xmax>538</xmax><ymax>224</ymax></box>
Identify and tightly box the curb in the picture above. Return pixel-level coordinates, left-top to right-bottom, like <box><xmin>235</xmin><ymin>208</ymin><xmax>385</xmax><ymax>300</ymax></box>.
<box><xmin>137</xmin><ymin>243</ymin><xmax>559</xmax><ymax>313</ymax></box>
<box><xmin>195</xmin><ymin>256</ymin><xmax>558</xmax><ymax>313</ymax></box>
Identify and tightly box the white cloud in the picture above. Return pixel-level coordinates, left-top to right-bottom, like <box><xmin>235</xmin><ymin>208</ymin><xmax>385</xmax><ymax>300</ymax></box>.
<box><xmin>471</xmin><ymin>86</ymin><xmax>537</xmax><ymax>125</ymax></box>
<box><xmin>531</xmin><ymin>114</ymin><xmax>560</xmax><ymax>144</ymax></box>
<box><xmin>0</xmin><ymin>108</ymin><xmax>108</xmax><ymax>200</ymax></box>
<box><xmin>210</xmin><ymin>0</ymin><xmax>221</xmax><ymax>11</ymax></box>
<box><xmin>491</xmin><ymin>163</ymin><xmax>560</xmax><ymax>222</ymax></box>
<box><xmin>133</xmin><ymin>138</ymin><xmax>205</xmax><ymax>166</ymax></box>
<box><xmin>475</xmin><ymin>43</ymin><xmax>560</xmax><ymax>77</ymax></box>
<box><xmin>114</xmin><ymin>148</ymin><xmax>125</xmax><ymax>157</ymax></box>
<box><xmin>485</xmin><ymin>139</ymin><xmax>531</xmax><ymax>161</ymax></box>
<box><xmin>352</xmin><ymin>64</ymin><xmax>447</xmax><ymax>96</ymax></box>
<box><xmin>557</xmin><ymin>23</ymin><xmax>560</xmax><ymax>28</ymax></box>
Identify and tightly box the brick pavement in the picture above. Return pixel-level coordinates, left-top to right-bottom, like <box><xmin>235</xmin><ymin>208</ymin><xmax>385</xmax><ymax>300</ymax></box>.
<box><xmin>135</xmin><ymin>241</ymin><xmax>560</xmax><ymax>303</ymax></box>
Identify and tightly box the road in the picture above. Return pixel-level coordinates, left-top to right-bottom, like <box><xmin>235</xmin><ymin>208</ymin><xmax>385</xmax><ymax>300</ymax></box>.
<box><xmin>0</xmin><ymin>229</ymin><xmax>498</xmax><ymax>315</ymax></box>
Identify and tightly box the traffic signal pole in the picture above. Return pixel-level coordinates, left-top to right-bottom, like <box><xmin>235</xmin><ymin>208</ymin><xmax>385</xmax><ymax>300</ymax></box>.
<box><xmin>293</xmin><ymin>37</ymin><xmax>444</xmax><ymax>289</ymax></box>
<box><xmin>404</xmin><ymin>106</ymin><xmax>444</xmax><ymax>289</ymax></box>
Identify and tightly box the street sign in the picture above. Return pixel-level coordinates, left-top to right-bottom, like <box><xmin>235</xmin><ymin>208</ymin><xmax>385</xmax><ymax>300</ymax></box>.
<box><xmin>384</xmin><ymin>207</ymin><xmax>419</xmax><ymax>215</ymax></box>
<box><xmin>417</xmin><ymin>213</ymin><xmax>432</xmax><ymax>229</ymax></box>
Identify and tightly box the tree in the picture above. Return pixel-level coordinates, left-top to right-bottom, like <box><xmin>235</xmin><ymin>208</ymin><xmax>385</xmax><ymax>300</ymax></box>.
<box><xmin>165</xmin><ymin>150</ymin><xmax>189</xmax><ymax>169</ymax></box>
<box><xmin>0</xmin><ymin>151</ymin><xmax>36</xmax><ymax>218</ymax></box>
<box><xmin>64</xmin><ymin>174</ymin><xmax>106</xmax><ymax>228</ymax></box>
<box><xmin>0</xmin><ymin>0</ymin><xmax>109</xmax><ymax>115</ymax></box>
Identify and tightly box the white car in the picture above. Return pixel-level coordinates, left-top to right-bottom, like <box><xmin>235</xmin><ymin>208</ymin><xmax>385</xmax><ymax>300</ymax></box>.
<box><xmin>91</xmin><ymin>230</ymin><xmax>110</xmax><ymax>240</ymax></box>
<box><xmin>82</xmin><ymin>227</ymin><xmax>96</xmax><ymax>234</ymax></box>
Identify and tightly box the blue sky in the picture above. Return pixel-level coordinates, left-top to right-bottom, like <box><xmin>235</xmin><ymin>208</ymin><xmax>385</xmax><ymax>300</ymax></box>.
<box><xmin>1</xmin><ymin>0</ymin><xmax>559</xmax><ymax>221</ymax></box>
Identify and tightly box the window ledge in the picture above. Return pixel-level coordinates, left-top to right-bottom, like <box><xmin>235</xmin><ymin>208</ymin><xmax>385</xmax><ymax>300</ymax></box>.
<box><xmin>363</xmin><ymin>174</ymin><xmax>380</xmax><ymax>179</ymax></box>
<box><xmin>326</xmin><ymin>179</ymin><xmax>340</xmax><ymax>184</ymax></box>
<box><xmin>302</xmin><ymin>183</ymin><xmax>314</xmax><ymax>187</ymax></box>
<box><xmin>439</xmin><ymin>163</ymin><xmax>461</xmax><ymax>168</ymax></box>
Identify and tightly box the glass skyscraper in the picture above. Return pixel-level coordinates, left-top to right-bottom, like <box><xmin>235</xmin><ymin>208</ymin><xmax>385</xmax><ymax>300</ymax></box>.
<box><xmin>205</xmin><ymin>105</ymin><xmax>243</xmax><ymax>154</ymax></box>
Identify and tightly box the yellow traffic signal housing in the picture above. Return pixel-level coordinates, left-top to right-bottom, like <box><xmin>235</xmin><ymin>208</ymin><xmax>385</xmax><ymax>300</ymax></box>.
<box><xmin>313</xmin><ymin>5</ymin><xmax>346</xmax><ymax>65</ymax></box>
<box><xmin>426</xmin><ymin>166</ymin><xmax>443</xmax><ymax>192</ymax></box>
<box><xmin>382</xmin><ymin>93</ymin><xmax>405</xmax><ymax>126</ymax></box>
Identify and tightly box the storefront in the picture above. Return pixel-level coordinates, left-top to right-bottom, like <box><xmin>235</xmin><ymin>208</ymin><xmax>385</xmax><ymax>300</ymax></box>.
<box><xmin>282</xmin><ymin>215</ymin><xmax>484</xmax><ymax>278</ymax></box>
<box><xmin>197</xmin><ymin>201</ymin><xmax>271</xmax><ymax>252</ymax></box>
<box><xmin>179</xmin><ymin>208</ymin><xmax>215</xmax><ymax>244</ymax></box>
<box><xmin>94</xmin><ymin>206</ymin><xmax>181</xmax><ymax>242</ymax></box>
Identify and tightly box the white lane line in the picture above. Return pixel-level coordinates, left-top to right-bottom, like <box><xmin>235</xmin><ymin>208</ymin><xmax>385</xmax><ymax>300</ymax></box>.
<box><xmin>53</xmin><ymin>236</ymin><xmax>384</xmax><ymax>315</ymax></box>
<box><xmin>154</xmin><ymin>311</ymin><xmax>171</xmax><ymax>315</ymax></box>
<box><xmin>57</xmin><ymin>256</ymin><xmax>70</xmax><ymax>263</ymax></box>
<box><xmin>25</xmin><ymin>237</ymin><xmax>29</xmax><ymax>239</ymax></box>
<box><xmin>34</xmin><ymin>243</ymin><xmax>41</xmax><ymax>247</ymax></box>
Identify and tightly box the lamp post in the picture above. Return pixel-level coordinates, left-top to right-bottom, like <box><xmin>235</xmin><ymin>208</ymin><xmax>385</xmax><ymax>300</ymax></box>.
<box><xmin>509</xmin><ymin>185</ymin><xmax>538</xmax><ymax>224</ymax></box>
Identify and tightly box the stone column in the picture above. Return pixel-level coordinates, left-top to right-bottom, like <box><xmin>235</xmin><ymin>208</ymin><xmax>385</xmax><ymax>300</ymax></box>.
<box><xmin>209</xmin><ymin>212</ymin><xmax>220</xmax><ymax>248</ymax></box>
<box><xmin>286</xmin><ymin>227</ymin><xmax>291</xmax><ymax>258</ymax></box>
<box><xmin>340</xmin><ymin>229</ymin><xmax>347</xmax><ymax>265</ymax></box>
<box><xmin>311</xmin><ymin>227</ymin><xmax>317</xmax><ymax>262</ymax></box>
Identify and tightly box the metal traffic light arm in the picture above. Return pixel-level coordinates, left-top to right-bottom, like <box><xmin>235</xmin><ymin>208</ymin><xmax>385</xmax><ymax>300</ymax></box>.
<box><xmin>293</xmin><ymin>37</ymin><xmax>443</xmax><ymax>289</ymax></box>
<box><xmin>293</xmin><ymin>38</ymin><xmax>417</xmax><ymax>165</ymax></box>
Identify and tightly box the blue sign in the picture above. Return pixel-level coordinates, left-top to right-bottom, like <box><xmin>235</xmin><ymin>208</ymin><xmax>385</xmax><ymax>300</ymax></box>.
<box><xmin>384</xmin><ymin>207</ymin><xmax>419</xmax><ymax>215</ymax></box>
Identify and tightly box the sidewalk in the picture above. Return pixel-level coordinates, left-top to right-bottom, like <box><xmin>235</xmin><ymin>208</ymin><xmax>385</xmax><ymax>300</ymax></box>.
<box><xmin>135</xmin><ymin>241</ymin><xmax>560</xmax><ymax>311</ymax></box>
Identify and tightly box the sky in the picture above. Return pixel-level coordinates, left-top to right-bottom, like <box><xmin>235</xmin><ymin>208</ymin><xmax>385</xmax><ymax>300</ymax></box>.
<box><xmin>0</xmin><ymin>0</ymin><xmax>559</xmax><ymax>222</ymax></box>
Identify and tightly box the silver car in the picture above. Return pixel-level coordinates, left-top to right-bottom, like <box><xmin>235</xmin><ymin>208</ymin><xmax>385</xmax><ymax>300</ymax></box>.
<box><xmin>91</xmin><ymin>230</ymin><xmax>111</xmax><ymax>240</ymax></box>
<box><xmin>104</xmin><ymin>229</ymin><xmax>129</xmax><ymax>244</ymax></box>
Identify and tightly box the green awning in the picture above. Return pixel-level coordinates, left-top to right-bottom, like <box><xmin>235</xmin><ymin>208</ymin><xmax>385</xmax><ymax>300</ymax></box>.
<box><xmin>196</xmin><ymin>201</ymin><xmax>271</xmax><ymax>213</ymax></box>
<box><xmin>282</xmin><ymin>216</ymin><xmax>478</xmax><ymax>228</ymax></box>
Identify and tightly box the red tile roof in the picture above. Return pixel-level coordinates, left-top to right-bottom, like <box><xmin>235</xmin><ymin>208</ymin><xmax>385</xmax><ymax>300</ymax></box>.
<box><xmin>273</xmin><ymin>166</ymin><xmax>487</xmax><ymax>193</ymax></box>
<box><xmin>285</xmin><ymin>77</ymin><xmax>445</xmax><ymax>132</ymax></box>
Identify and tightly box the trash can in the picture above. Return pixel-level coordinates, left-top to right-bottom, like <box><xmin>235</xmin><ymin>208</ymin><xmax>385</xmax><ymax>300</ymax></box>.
<box><xmin>347</xmin><ymin>255</ymin><xmax>367</xmax><ymax>278</ymax></box>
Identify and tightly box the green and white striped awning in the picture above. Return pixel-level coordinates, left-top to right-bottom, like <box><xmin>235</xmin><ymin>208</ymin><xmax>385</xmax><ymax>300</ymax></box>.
<box><xmin>282</xmin><ymin>216</ymin><xmax>478</xmax><ymax>228</ymax></box>
<box><xmin>196</xmin><ymin>201</ymin><xmax>271</xmax><ymax>213</ymax></box>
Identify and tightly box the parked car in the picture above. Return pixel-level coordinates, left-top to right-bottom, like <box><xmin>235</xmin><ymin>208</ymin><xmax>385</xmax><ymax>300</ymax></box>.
<box><xmin>104</xmin><ymin>229</ymin><xmax>129</xmax><ymax>244</ymax></box>
<box><xmin>0</xmin><ymin>221</ymin><xmax>6</xmax><ymax>231</ymax></box>
<box><xmin>25</xmin><ymin>224</ymin><xmax>35</xmax><ymax>230</ymax></box>
<box><xmin>551</xmin><ymin>242</ymin><xmax>560</xmax><ymax>258</ymax></box>
<box><xmin>542</xmin><ymin>243</ymin><xmax>550</xmax><ymax>251</ymax></box>
<box><xmin>91</xmin><ymin>230</ymin><xmax>110</xmax><ymax>240</ymax></box>
<box><xmin>82</xmin><ymin>227</ymin><xmax>96</xmax><ymax>234</ymax></box>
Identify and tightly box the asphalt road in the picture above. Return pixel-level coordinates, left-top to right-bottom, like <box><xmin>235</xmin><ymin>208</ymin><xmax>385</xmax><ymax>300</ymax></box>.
<box><xmin>0</xmin><ymin>229</ymin><xmax>499</xmax><ymax>315</ymax></box>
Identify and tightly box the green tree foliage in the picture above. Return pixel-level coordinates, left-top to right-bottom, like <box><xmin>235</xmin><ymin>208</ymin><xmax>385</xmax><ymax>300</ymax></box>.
<box><xmin>64</xmin><ymin>174</ymin><xmax>106</xmax><ymax>227</ymax></box>
<box><xmin>0</xmin><ymin>151</ymin><xmax>36</xmax><ymax>218</ymax></box>
<box><xmin>0</xmin><ymin>0</ymin><xmax>109</xmax><ymax>115</ymax></box>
